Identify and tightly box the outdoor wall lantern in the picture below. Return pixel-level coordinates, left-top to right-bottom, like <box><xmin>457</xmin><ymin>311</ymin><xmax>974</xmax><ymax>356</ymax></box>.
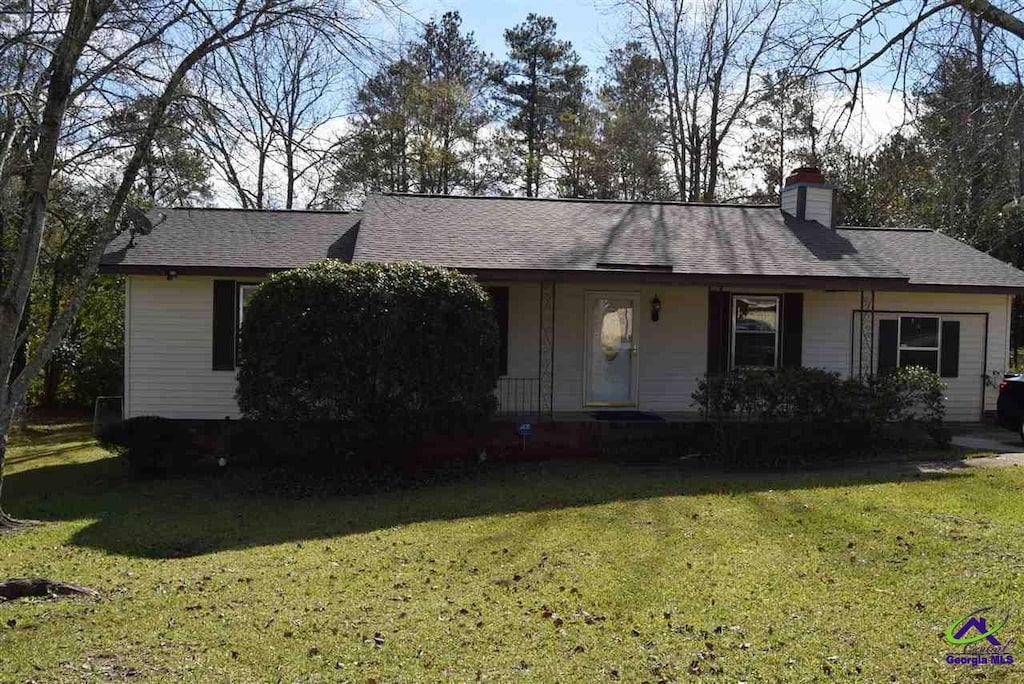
<box><xmin>651</xmin><ymin>295</ymin><xmax>662</xmax><ymax>322</ymax></box>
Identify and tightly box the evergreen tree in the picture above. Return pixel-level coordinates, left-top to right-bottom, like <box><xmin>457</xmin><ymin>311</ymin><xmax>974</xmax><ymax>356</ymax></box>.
<box><xmin>739</xmin><ymin>71</ymin><xmax>818</xmax><ymax>203</ymax></box>
<box><xmin>494</xmin><ymin>14</ymin><xmax>585</xmax><ymax>197</ymax></box>
<box><xmin>597</xmin><ymin>42</ymin><xmax>668</xmax><ymax>200</ymax></box>
<box><xmin>916</xmin><ymin>53</ymin><xmax>1023</xmax><ymax>252</ymax></box>
<box><xmin>335</xmin><ymin>12</ymin><xmax>494</xmax><ymax>198</ymax></box>
<box><xmin>552</xmin><ymin>65</ymin><xmax>599</xmax><ymax>198</ymax></box>
<box><xmin>821</xmin><ymin>136</ymin><xmax>932</xmax><ymax>227</ymax></box>
<box><xmin>105</xmin><ymin>94</ymin><xmax>212</xmax><ymax>207</ymax></box>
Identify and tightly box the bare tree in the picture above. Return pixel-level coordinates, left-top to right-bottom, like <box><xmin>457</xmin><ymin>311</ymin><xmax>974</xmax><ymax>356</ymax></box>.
<box><xmin>808</xmin><ymin>0</ymin><xmax>1024</xmax><ymax>117</ymax></box>
<box><xmin>625</xmin><ymin>0</ymin><xmax>788</xmax><ymax>201</ymax></box>
<box><xmin>0</xmin><ymin>0</ymin><xmax>383</xmax><ymax>530</ymax></box>
<box><xmin>194</xmin><ymin>22</ymin><xmax>353</xmax><ymax>209</ymax></box>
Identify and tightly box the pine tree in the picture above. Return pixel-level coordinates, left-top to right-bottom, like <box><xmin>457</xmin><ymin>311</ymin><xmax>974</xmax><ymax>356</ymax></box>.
<box><xmin>597</xmin><ymin>42</ymin><xmax>668</xmax><ymax>200</ymax></box>
<box><xmin>494</xmin><ymin>14</ymin><xmax>585</xmax><ymax>197</ymax></box>
<box><xmin>335</xmin><ymin>12</ymin><xmax>494</xmax><ymax>198</ymax></box>
<box><xmin>739</xmin><ymin>71</ymin><xmax>819</xmax><ymax>203</ymax></box>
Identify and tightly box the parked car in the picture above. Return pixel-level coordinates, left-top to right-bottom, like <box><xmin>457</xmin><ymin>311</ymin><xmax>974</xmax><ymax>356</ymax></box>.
<box><xmin>996</xmin><ymin>374</ymin><xmax>1024</xmax><ymax>442</ymax></box>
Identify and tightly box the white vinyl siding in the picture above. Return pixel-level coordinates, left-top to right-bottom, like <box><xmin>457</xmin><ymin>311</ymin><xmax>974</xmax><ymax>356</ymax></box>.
<box><xmin>780</xmin><ymin>290</ymin><xmax>1006</xmax><ymax>421</ymax></box>
<box><xmin>871</xmin><ymin>292</ymin><xmax>1008</xmax><ymax>421</ymax></box>
<box><xmin>506</xmin><ymin>282</ymin><xmax>541</xmax><ymax>379</ymax></box>
<box><xmin>804</xmin><ymin>186</ymin><xmax>834</xmax><ymax>227</ymax></box>
<box><xmin>549</xmin><ymin>283</ymin><xmax>706</xmax><ymax>414</ymax></box>
<box><xmin>802</xmin><ymin>290</ymin><xmax>860</xmax><ymax>372</ymax></box>
<box><xmin>779</xmin><ymin>185</ymin><xmax>833</xmax><ymax>227</ymax></box>
<box><xmin>126</xmin><ymin>275</ymin><xmax>241</xmax><ymax>419</ymax></box>
<box><xmin>780</xmin><ymin>188</ymin><xmax>799</xmax><ymax>217</ymax></box>
<box><xmin>126</xmin><ymin>275</ymin><xmax>1011</xmax><ymax>423</ymax></box>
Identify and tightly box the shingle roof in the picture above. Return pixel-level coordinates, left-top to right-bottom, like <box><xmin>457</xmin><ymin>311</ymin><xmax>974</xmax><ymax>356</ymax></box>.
<box><xmin>836</xmin><ymin>227</ymin><xmax>1024</xmax><ymax>289</ymax></box>
<box><xmin>100</xmin><ymin>195</ymin><xmax>1024</xmax><ymax>291</ymax></box>
<box><xmin>100</xmin><ymin>208</ymin><xmax>361</xmax><ymax>272</ymax></box>
<box><xmin>354</xmin><ymin>194</ymin><xmax>907</xmax><ymax>281</ymax></box>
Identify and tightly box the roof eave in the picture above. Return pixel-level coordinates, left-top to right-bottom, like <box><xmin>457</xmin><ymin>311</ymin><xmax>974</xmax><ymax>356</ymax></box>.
<box><xmin>456</xmin><ymin>267</ymin><xmax>899</xmax><ymax>289</ymax></box>
<box><xmin>100</xmin><ymin>262</ymin><xmax>1024</xmax><ymax>294</ymax></box>
<box><xmin>97</xmin><ymin>263</ymin><xmax>288</xmax><ymax>277</ymax></box>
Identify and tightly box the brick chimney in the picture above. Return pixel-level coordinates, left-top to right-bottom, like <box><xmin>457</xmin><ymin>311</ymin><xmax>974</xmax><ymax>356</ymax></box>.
<box><xmin>780</xmin><ymin>166</ymin><xmax>835</xmax><ymax>228</ymax></box>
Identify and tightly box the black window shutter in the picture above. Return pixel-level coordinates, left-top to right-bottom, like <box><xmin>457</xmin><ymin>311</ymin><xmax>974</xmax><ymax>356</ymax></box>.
<box><xmin>212</xmin><ymin>280</ymin><xmax>237</xmax><ymax>371</ymax></box>
<box><xmin>941</xmin><ymin>320</ymin><xmax>960</xmax><ymax>378</ymax></box>
<box><xmin>781</xmin><ymin>293</ymin><xmax>804</xmax><ymax>368</ymax></box>
<box><xmin>486</xmin><ymin>287</ymin><xmax>509</xmax><ymax>376</ymax></box>
<box><xmin>877</xmin><ymin>319</ymin><xmax>898</xmax><ymax>374</ymax></box>
<box><xmin>707</xmin><ymin>290</ymin><xmax>730</xmax><ymax>374</ymax></box>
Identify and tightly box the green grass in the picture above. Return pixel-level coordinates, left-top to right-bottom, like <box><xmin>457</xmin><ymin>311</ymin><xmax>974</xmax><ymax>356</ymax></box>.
<box><xmin>2</xmin><ymin>425</ymin><xmax>1023</xmax><ymax>682</ymax></box>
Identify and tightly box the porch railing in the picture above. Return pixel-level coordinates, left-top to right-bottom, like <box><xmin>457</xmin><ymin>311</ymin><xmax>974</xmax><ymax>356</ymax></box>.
<box><xmin>496</xmin><ymin>377</ymin><xmax>540</xmax><ymax>417</ymax></box>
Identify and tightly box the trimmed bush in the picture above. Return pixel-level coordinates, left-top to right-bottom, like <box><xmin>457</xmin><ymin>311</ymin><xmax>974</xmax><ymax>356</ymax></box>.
<box><xmin>98</xmin><ymin>416</ymin><xmax>198</xmax><ymax>476</ymax></box>
<box><xmin>235</xmin><ymin>261</ymin><xmax>500</xmax><ymax>467</ymax></box>
<box><xmin>692</xmin><ymin>366</ymin><xmax>947</xmax><ymax>468</ymax></box>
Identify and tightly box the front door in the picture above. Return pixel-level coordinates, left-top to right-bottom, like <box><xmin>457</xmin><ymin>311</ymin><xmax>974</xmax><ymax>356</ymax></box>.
<box><xmin>585</xmin><ymin>294</ymin><xmax>637</xmax><ymax>406</ymax></box>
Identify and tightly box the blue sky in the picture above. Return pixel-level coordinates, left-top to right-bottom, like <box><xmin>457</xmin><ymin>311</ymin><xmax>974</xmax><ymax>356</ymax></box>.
<box><xmin>394</xmin><ymin>0</ymin><xmax>620</xmax><ymax>70</ymax></box>
<box><xmin>383</xmin><ymin>0</ymin><xmax>914</xmax><ymax>145</ymax></box>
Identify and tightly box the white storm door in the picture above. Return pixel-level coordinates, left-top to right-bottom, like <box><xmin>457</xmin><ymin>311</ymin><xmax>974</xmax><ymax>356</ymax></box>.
<box><xmin>585</xmin><ymin>294</ymin><xmax>638</xmax><ymax>406</ymax></box>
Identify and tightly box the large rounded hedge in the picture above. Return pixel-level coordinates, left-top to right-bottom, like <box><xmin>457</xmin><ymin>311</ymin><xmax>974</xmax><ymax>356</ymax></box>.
<box><xmin>236</xmin><ymin>261</ymin><xmax>500</xmax><ymax>442</ymax></box>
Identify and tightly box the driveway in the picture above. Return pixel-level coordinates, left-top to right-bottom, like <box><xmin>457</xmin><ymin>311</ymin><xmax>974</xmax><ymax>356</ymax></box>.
<box><xmin>905</xmin><ymin>423</ymin><xmax>1024</xmax><ymax>473</ymax></box>
<box><xmin>949</xmin><ymin>423</ymin><xmax>1024</xmax><ymax>455</ymax></box>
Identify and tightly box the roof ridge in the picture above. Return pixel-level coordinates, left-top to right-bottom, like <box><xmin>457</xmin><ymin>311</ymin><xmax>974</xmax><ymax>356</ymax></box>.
<box><xmin>837</xmin><ymin>225</ymin><xmax>933</xmax><ymax>233</ymax></box>
<box><xmin>374</xmin><ymin>192</ymin><xmax>780</xmax><ymax>210</ymax></box>
<box><xmin>156</xmin><ymin>206</ymin><xmax>357</xmax><ymax>215</ymax></box>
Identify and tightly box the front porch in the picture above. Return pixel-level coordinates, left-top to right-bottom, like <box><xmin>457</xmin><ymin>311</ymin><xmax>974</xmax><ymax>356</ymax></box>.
<box><xmin>485</xmin><ymin>281</ymin><xmax>1003</xmax><ymax>423</ymax></box>
<box><xmin>488</xmin><ymin>281</ymin><xmax>712</xmax><ymax>419</ymax></box>
<box><xmin>495</xmin><ymin>374</ymin><xmax>699</xmax><ymax>422</ymax></box>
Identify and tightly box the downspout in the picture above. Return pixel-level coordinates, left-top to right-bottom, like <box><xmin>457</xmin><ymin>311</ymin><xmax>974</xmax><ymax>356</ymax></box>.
<box><xmin>982</xmin><ymin>311</ymin><xmax>989</xmax><ymax>421</ymax></box>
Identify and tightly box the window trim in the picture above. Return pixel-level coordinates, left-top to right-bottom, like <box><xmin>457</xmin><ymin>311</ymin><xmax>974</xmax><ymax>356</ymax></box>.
<box><xmin>730</xmin><ymin>294</ymin><xmax>780</xmax><ymax>370</ymax></box>
<box><xmin>237</xmin><ymin>283</ymin><xmax>260</xmax><ymax>328</ymax></box>
<box><xmin>896</xmin><ymin>315</ymin><xmax>941</xmax><ymax>371</ymax></box>
<box><xmin>236</xmin><ymin>282</ymin><xmax>260</xmax><ymax>365</ymax></box>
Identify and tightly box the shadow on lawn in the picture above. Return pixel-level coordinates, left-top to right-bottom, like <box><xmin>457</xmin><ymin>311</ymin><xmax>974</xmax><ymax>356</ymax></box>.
<box><xmin>3</xmin><ymin>441</ymin><xmax>970</xmax><ymax>560</ymax></box>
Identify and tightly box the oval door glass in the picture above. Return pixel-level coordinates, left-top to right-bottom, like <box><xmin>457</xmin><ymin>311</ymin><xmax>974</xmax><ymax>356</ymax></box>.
<box><xmin>587</xmin><ymin>297</ymin><xmax>635</xmax><ymax>405</ymax></box>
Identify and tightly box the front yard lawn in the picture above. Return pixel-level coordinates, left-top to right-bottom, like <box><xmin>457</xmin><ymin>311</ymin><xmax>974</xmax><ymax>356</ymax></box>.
<box><xmin>1</xmin><ymin>424</ymin><xmax>1022</xmax><ymax>682</ymax></box>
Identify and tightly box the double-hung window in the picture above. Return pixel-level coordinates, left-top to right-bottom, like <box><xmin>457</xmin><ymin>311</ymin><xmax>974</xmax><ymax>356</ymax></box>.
<box><xmin>731</xmin><ymin>295</ymin><xmax>780</xmax><ymax>369</ymax></box>
<box><xmin>236</xmin><ymin>283</ymin><xmax>260</xmax><ymax>364</ymax></box>
<box><xmin>238</xmin><ymin>283</ymin><xmax>260</xmax><ymax>327</ymax></box>
<box><xmin>897</xmin><ymin>316</ymin><xmax>940</xmax><ymax>372</ymax></box>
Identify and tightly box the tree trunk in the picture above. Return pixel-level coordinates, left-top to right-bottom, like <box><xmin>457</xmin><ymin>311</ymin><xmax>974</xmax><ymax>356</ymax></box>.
<box><xmin>0</xmin><ymin>577</ymin><xmax>99</xmax><ymax>600</ymax></box>
<box><xmin>41</xmin><ymin>359</ymin><xmax>61</xmax><ymax>408</ymax></box>
<box><xmin>41</xmin><ymin>272</ymin><xmax>62</xmax><ymax>408</ymax></box>
<box><xmin>284</xmin><ymin>136</ymin><xmax>295</xmax><ymax>209</ymax></box>
<box><xmin>0</xmin><ymin>428</ymin><xmax>38</xmax><ymax>531</ymax></box>
<box><xmin>969</xmin><ymin>16</ymin><xmax>985</xmax><ymax>233</ymax></box>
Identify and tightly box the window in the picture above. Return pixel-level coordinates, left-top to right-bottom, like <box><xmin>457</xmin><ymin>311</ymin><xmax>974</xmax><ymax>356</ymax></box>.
<box><xmin>731</xmin><ymin>295</ymin><xmax>779</xmax><ymax>369</ymax></box>
<box><xmin>238</xmin><ymin>284</ymin><xmax>259</xmax><ymax>327</ymax></box>
<box><xmin>235</xmin><ymin>283</ymin><xmax>260</xmax><ymax>365</ymax></box>
<box><xmin>898</xmin><ymin>316</ymin><xmax>939</xmax><ymax>372</ymax></box>
<box><xmin>213</xmin><ymin>280</ymin><xmax>261</xmax><ymax>371</ymax></box>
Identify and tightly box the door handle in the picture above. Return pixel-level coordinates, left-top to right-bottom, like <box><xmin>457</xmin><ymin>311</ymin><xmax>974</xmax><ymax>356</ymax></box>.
<box><xmin>630</xmin><ymin>346</ymin><xmax>638</xmax><ymax>357</ymax></box>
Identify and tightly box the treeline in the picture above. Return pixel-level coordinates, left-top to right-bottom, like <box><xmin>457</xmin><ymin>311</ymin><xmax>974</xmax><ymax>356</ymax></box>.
<box><xmin>11</xmin><ymin>4</ymin><xmax>1024</xmax><ymax>410</ymax></box>
<box><xmin>328</xmin><ymin>9</ymin><xmax>1024</xmax><ymax>259</ymax></box>
<box><xmin>333</xmin><ymin>10</ymin><xmax>781</xmax><ymax>203</ymax></box>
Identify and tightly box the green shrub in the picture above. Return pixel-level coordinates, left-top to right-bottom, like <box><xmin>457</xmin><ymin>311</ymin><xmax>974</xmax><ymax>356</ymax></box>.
<box><xmin>236</xmin><ymin>261</ymin><xmax>500</xmax><ymax>466</ymax></box>
<box><xmin>98</xmin><ymin>416</ymin><xmax>198</xmax><ymax>476</ymax></box>
<box><xmin>692</xmin><ymin>366</ymin><xmax>947</xmax><ymax>468</ymax></box>
<box><xmin>872</xmin><ymin>365</ymin><xmax>948</xmax><ymax>443</ymax></box>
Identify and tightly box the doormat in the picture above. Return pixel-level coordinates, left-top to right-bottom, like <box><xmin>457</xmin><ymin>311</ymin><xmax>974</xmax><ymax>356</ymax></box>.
<box><xmin>591</xmin><ymin>411</ymin><xmax>665</xmax><ymax>422</ymax></box>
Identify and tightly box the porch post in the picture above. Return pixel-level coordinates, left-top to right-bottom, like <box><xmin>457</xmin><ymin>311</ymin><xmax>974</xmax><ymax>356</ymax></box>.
<box><xmin>538</xmin><ymin>282</ymin><xmax>555</xmax><ymax>418</ymax></box>
<box><xmin>857</xmin><ymin>289</ymin><xmax>876</xmax><ymax>379</ymax></box>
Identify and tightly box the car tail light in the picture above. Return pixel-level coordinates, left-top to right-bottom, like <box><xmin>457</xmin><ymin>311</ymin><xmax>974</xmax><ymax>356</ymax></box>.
<box><xmin>999</xmin><ymin>380</ymin><xmax>1008</xmax><ymax>393</ymax></box>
